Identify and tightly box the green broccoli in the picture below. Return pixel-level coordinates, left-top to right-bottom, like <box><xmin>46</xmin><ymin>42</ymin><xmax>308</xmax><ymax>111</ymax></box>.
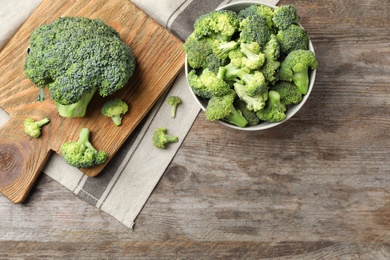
<box><xmin>261</xmin><ymin>34</ymin><xmax>281</xmax><ymax>84</ymax></box>
<box><xmin>276</xmin><ymin>24</ymin><xmax>309</xmax><ymax>54</ymax></box>
<box><xmin>194</xmin><ymin>10</ymin><xmax>239</xmax><ymax>41</ymax></box>
<box><xmin>234</xmin><ymin>99</ymin><xmax>261</xmax><ymax>126</ymax></box>
<box><xmin>228</xmin><ymin>48</ymin><xmax>245</xmax><ymax>68</ymax></box>
<box><xmin>237</xmin><ymin>68</ymin><xmax>268</xmax><ymax>97</ymax></box>
<box><xmin>61</xmin><ymin>128</ymin><xmax>108</xmax><ymax>168</ymax></box>
<box><xmin>256</xmin><ymin>90</ymin><xmax>286</xmax><ymax>122</ymax></box>
<box><xmin>240</xmin><ymin>42</ymin><xmax>265</xmax><ymax>70</ymax></box>
<box><xmin>187</xmin><ymin>68</ymin><xmax>231</xmax><ymax>99</ymax></box>
<box><xmin>272</xmin><ymin>5</ymin><xmax>300</xmax><ymax>30</ymax></box>
<box><xmin>271</xmin><ymin>81</ymin><xmax>302</xmax><ymax>105</ymax></box>
<box><xmin>234</xmin><ymin>82</ymin><xmax>268</xmax><ymax>112</ymax></box>
<box><xmin>25</xmin><ymin>17</ymin><xmax>136</xmax><ymax>118</ymax></box>
<box><xmin>279</xmin><ymin>50</ymin><xmax>318</xmax><ymax>94</ymax></box>
<box><xmin>211</xmin><ymin>40</ymin><xmax>239</xmax><ymax>60</ymax></box>
<box><xmin>166</xmin><ymin>96</ymin><xmax>182</xmax><ymax>118</ymax></box>
<box><xmin>239</xmin><ymin>14</ymin><xmax>271</xmax><ymax>46</ymax></box>
<box><xmin>238</xmin><ymin>4</ymin><xmax>275</xmax><ymax>33</ymax></box>
<box><xmin>23</xmin><ymin>117</ymin><xmax>50</xmax><ymax>138</ymax></box>
<box><xmin>152</xmin><ymin>128</ymin><xmax>179</xmax><ymax>149</ymax></box>
<box><xmin>184</xmin><ymin>32</ymin><xmax>214</xmax><ymax>69</ymax></box>
<box><xmin>205</xmin><ymin>90</ymin><xmax>248</xmax><ymax>128</ymax></box>
<box><xmin>222</xmin><ymin>62</ymin><xmax>242</xmax><ymax>81</ymax></box>
<box><xmin>101</xmin><ymin>98</ymin><xmax>129</xmax><ymax>126</ymax></box>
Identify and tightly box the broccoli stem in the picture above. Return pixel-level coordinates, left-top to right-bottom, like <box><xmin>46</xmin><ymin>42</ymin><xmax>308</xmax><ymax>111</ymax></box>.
<box><xmin>77</xmin><ymin>128</ymin><xmax>97</xmax><ymax>152</ymax></box>
<box><xmin>111</xmin><ymin>115</ymin><xmax>123</xmax><ymax>126</ymax></box>
<box><xmin>38</xmin><ymin>88</ymin><xmax>45</xmax><ymax>102</ymax></box>
<box><xmin>55</xmin><ymin>89</ymin><xmax>96</xmax><ymax>117</ymax></box>
<box><xmin>165</xmin><ymin>134</ymin><xmax>179</xmax><ymax>143</ymax></box>
<box><xmin>36</xmin><ymin>118</ymin><xmax>50</xmax><ymax>127</ymax></box>
<box><xmin>225</xmin><ymin>106</ymin><xmax>248</xmax><ymax>128</ymax></box>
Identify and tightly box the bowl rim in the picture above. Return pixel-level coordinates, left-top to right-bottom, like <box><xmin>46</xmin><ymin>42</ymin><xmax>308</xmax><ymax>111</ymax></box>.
<box><xmin>184</xmin><ymin>1</ymin><xmax>317</xmax><ymax>131</ymax></box>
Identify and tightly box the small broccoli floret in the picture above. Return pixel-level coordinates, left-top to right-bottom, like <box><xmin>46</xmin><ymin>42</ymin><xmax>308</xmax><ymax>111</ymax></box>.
<box><xmin>261</xmin><ymin>34</ymin><xmax>281</xmax><ymax>84</ymax></box>
<box><xmin>271</xmin><ymin>81</ymin><xmax>302</xmax><ymax>105</ymax></box>
<box><xmin>211</xmin><ymin>40</ymin><xmax>239</xmax><ymax>60</ymax></box>
<box><xmin>183</xmin><ymin>32</ymin><xmax>214</xmax><ymax>69</ymax></box>
<box><xmin>279</xmin><ymin>50</ymin><xmax>318</xmax><ymax>94</ymax></box>
<box><xmin>237</xmin><ymin>68</ymin><xmax>268</xmax><ymax>97</ymax></box>
<box><xmin>272</xmin><ymin>5</ymin><xmax>300</xmax><ymax>30</ymax></box>
<box><xmin>194</xmin><ymin>10</ymin><xmax>239</xmax><ymax>41</ymax></box>
<box><xmin>166</xmin><ymin>96</ymin><xmax>182</xmax><ymax>118</ymax></box>
<box><xmin>239</xmin><ymin>15</ymin><xmax>271</xmax><ymax>46</ymax></box>
<box><xmin>240</xmin><ymin>42</ymin><xmax>265</xmax><ymax>70</ymax></box>
<box><xmin>234</xmin><ymin>99</ymin><xmax>261</xmax><ymax>126</ymax></box>
<box><xmin>238</xmin><ymin>4</ymin><xmax>275</xmax><ymax>33</ymax></box>
<box><xmin>276</xmin><ymin>24</ymin><xmax>309</xmax><ymax>54</ymax></box>
<box><xmin>23</xmin><ymin>118</ymin><xmax>50</xmax><ymax>138</ymax></box>
<box><xmin>152</xmin><ymin>128</ymin><xmax>179</xmax><ymax>149</ymax></box>
<box><xmin>234</xmin><ymin>82</ymin><xmax>268</xmax><ymax>112</ymax></box>
<box><xmin>61</xmin><ymin>128</ymin><xmax>108</xmax><ymax>168</ymax></box>
<box><xmin>205</xmin><ymin>90</ymin><xmax>248</xmax><ymax>128</ymax></box>
<box><xmin>256</xmin><ymin>90</ymin><xmax>286</xmax><ymax>122</ymax></box>
<box><xmin>187</xmin><ymin>68</ymin><xmax>231</xmax><ymax>99</ymax></box>
<box><xmin>101</xmin><ymin>98</ymin><xmax>129</xmax><ymax>126</ymax></box>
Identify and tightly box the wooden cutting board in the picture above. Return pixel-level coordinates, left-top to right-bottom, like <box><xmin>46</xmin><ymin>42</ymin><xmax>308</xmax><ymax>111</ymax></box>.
<box><xmin>0</xmin><ymin>0</ymin><xmax>185</xmax><ymax>203</ymax></box>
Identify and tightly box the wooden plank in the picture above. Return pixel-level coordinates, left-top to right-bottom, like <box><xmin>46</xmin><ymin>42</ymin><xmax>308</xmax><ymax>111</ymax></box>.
<box><xmin>0</xmin><ymin>0</ymin><xmax>185</xmax><ymax>203</ymax></box>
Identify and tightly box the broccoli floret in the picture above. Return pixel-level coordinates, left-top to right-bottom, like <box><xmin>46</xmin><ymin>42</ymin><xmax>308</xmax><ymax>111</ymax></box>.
<box><xmin>279</xmin><ymin>50</ymin><xmax>318</xmax><ymax>94</ymax></box>
<box><xmin>238</xmin><ymin>4</ymin><xmax>275</xmax><ymax>33</ymax></box>
<box><xmin>261</xmin><ymin>34</ymin><xmax>281</xmax><ymax>84</ymax></box>
<box><xmin>101</xmin><ymin>98</ymin><xmax>129</xmax><ymax>126</ymax></box>
<box><xmin>61</xmin><ymin>128</ymin><xmax>108</xmax><ymax>168</ymax></box>
<box><xmin>234</xmin><ymin>99</ymin><xmax>261</xmax><ymax>126</ymax></box>
<box><xmin>194</xmin><ymin>10</ymin><xmax>239</xmax><ymax>41</ymax></box>
<box><xmin>239</xmin><ymin>15</ymin><xmax>271</xmax><ymax>46</ymax></box>
<box><xmin>205</xmin><ymin>54</ymin><xmax>229</xmax><ymax>74</ymax></box>
<box><xmin>205</xmin><ymin>90</ymin><xmax>248</xmax><ymax>128</ymax></box>
<box><xmin>256</xmin><ymin>90</ymin><xmax>286</xmax><ymax>122</ymax></box>
<box><xmin>152</xmin><ymin>128</ymin><xmax>178</xmax><ymax>149</ymax></box>
<box><xmin>271</xmin><ymin>81</ymin><xmax>302</xmax><ymax>105</ymax></box>
<box><xmin>272</xmin><ymin>5</ymin><xmax>300</xmax><ymax>30</ymax></box>
<box><xmin>240</xmin><ymin>42</ymin><xmax>265</xmax><ymax>70</ymax></box>
<box><xmin>237</xmin><ymin>68</ymin><xmax>268</xmax><ymax>97</ymax></box>
<box><xmin>211</xmin><ymin>40</ymin><xmax>239</xmax><ymax>60</ymax></box>
<box><xmin>23</xmin><ymin>118</ymin><xmax>50</xmax><ymax>138</ymax></box>
<box><xmin>25</xmin><ymin>17</ymin><xmax>136</xmax><ymax>118</ymax></box>
<box><xmin>166</xmin><ymin>96</ymin><xmax>182</xmax><ymax>118</ymax></box>
<box><xmin>234</xmin><ymin>82</ymin><xmax>268</xmax><ymax>112</ymax></box>
<box><xmin>184</xmin><ymin>32</ymin><xmax>214</xmax><ymax>69</ymax></box>
<box><xmin>187</xmin><ymin>68</ymin><xmax>231</xmax><ymax>99</ymax></box>
<box><xmin>276</xmin><ymin>24</ymin><xmax>309</xmax><ymax>54</ymax></box>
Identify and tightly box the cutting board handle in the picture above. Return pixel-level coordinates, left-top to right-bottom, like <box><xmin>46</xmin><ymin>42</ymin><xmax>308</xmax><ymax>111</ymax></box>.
<box><xmin>0</xmin><ymin>117</ymin><xmax>50</xmax><ymax>203</ymax></box>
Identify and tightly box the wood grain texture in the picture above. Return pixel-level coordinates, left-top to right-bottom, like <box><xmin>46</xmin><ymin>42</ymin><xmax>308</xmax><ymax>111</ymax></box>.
<box><xmin>0</xmin><ymin>0</ymin><xmax>184</xmax><ymax>203</ymax></box>
<box><xmin>0</xmin><ymin>0</ymin><xmax>390</xmax><ymax>258</ymax></box>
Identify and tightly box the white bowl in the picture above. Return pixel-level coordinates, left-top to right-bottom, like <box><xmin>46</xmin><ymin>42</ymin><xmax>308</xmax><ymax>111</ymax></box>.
<box><xmin>185</xmin><ymin>1</ymin><xmax>317</xmax><ymax>131</ymax></box>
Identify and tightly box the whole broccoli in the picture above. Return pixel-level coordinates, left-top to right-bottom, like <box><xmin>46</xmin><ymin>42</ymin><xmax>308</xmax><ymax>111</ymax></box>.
<box><xmin>271</xmin><ymin>81</ymin><xmax>302</xmax><ymax>105</ymax></box>
<box><xmin>152</xmin><ymin>128</ymin><xmax>179</xmax><ymax>149</ymax></box>
<box><xmin>234</xmin><ymin>82</ymin><xmax>268</xmax><ymax>112</ymax></box>
<box><xmin>101</xmin><ymin>98</ymin><xmax>129</xmax><ymax>126</ymax></box>
<box><xmin>205</xmin><ymin>90</ymin><xmax>248</xmax><ymax>128</ymax></box>
<box><xmin>194</xmin><ymin>10</ymin><xmax>239</xmax><ymax>41</ymax></box>
<box><xmin>279</xmin><ymin>50</ymin><xmax>318</xmax><ymax>94</ymax></box>
<box><xmin>256</xmin><ymin>90</ymin><xmax>286</xmax><ymax>123</ymax></box>
<box><xmin>61</xmin><ymin>128</ymin><xmax>108</xmax><ymax>168</ymax></box>
<box><xmin>25</xmin><ymin>17</ymin><xmax>136</xmax><ymax>118</ymax></box>
<box><xmin>187</xmin><ymin>68</ymin><xmax>231</xmax><ymax>99</ymax></box>
<box><xmin>23</xmin><ymin>117</ymin><xmax>50</xmax><ymax>138</ymax></box>
<box><xmin>272</xmin><ymin>5</ymin><xmax>300</xmax><ymax>30</ymax></box>
<box><xmin>276</xmin><ymin>24</ymin><xmax>309</xmax><ymax>54</ymax></box>
<box><xmin>166</xmin><ymin>96</ymin><xmax>182</xmax><ymax>118</ymax></box>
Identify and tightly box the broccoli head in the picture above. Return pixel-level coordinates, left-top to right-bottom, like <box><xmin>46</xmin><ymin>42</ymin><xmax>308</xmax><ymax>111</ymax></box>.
<box><xmin>23</xmin><ymin>117</ymin><xmax>50</xmax><ymax>138</ymax></box>
<box><xmin>276</xmin><ymin>24</ymin><xmax>309</xmax><ymax>54</ymax></box>
<box><xmin>187</xmin><ymin>68</ymin><xmax>231</xmax><ymax>99</ymax></box>
<box><xmin>152</xmin><ymin>128</ymin><xmax>179</xmax><ymax>149</ymax></box>
<box><xmin>194</xmin><ymin>10</ymin><xmax>239</xmax><ymax>41</ymax></box>
<box><xmin>205</xmin><ymin>89</ymin><xmax>248</xmax><ymax>128</ymax></box>
<box><xmin>238</xmin><ymin>4</ymin><xmax>275</xmax><ymax>33</ymax></box>
<box><xmin>61</xmin><ymin>128</ymin><xmax>108</xmax><ymax>168</ymax></box>
<box><xmin>101</xmin><ymin>98</ymin><xmax>129</xmax><ymax>126</ymax></box>
<box><xmin>184</xmin><ymin>32</ymin><xmax>214</xmax><ymax>69</ymax></box>
<box><xmin>256</xmin><ymin>90</ymin><xmax>286</xmax><ymax>123</ymax></box>
<box><xmin>271</xmin><ymin>81</ymin><xmax>302</xmax><ymax>105</ymax></box>
<box><xmin>25</xmin><ymin>16</ymin><xmax>136</xmax><ymax>118</ymax></box>
<box><xmin>237</xmin><ymin>68</ymin><xmax>268</xmax><ymax>97</ymax></box>
<box><xmin>234</xmin><ymin>82</ymin><xmax>268</xmax><ymax>112</ymax></box>
<box><xmin>279</xmin><ymin>50</ymin><xmax>318</xmax><ymax>94</ymax></box>
<box><xmin>272</xmin><ymin>5</ymin><xmax>300</xmax><ymax>30</ymax></box>
<box><xmin>239</xmin><ymin>14</ymin><xmax>271</xmax><ymax>46</ymax></box>
<box><xmin>166</xmin><ymin>96</ymin><xmax>182</xmax><ymax>118</ymax></box>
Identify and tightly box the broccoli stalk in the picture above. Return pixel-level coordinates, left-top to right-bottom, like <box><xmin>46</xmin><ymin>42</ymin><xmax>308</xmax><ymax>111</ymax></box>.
<box><xmin>61</xmin><ymin>128</ymin><xmax>108</xmax><ymax>168</ymax></box>
<box><xmin>23</xmin><ymin>117</ymin><xmax>50</xmax><ymax>138</ymax></box>
<box><xmin>101</xmin><ymin>98</ymin><xmax>129</xmax><ymax>126</ymax></box>
<box><xmin>55</xmin><ymin>89</ymin><xmax>96</xmax><ymax>118</ymax></box>
<box><xmin>166</xmin><ymin>96</ymin><xmax>182</xmax><ymax>118</ymax></box>
<box><xmin>256</xmin><ymin>90</ymin><xmax>286</xmax><ymax>122</ymax></box>
<box><xmin>152</xmin><ymin>128</ymin><xmax>179</xmax><ymax>149</ymax></box>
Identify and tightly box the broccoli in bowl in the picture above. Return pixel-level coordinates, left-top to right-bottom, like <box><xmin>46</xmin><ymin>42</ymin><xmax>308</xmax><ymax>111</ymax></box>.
<box><xmin>184</xmin><ymin>2</ymin><xmax>318</xmax><ymax>130</ymax></box>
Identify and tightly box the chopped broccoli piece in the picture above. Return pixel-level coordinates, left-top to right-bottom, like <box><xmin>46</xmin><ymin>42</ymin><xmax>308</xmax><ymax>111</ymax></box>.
<box><xmin>212</xmin><ymin>40</ymin><xmax>239</xmax><ymax>60</ymax></box>
<box><xmin>272</xmin><ymin>5</ymin><xmax>300</xmax><ymax>30</ymax></box>
<box><xmin>205</xmin><ymin>90</ymin><xmax>248</xmax><ymax>128</ymax></box>
<box><xmin>152</xmin><ymin>128</ymin><xmax>179</xmax><ymax>149</ymax></box>
<box><xmin>276</xmin><ymin>24</ymin><xmax>309</xmax><ymax>54</ymax></box>
<box><xmin>184</xmin><ymin>32</ymin><xmax>214</xmax><ymax>69</ymax></box>
<box><xmin>238</xmin><ymin>4</ymin><xmax>275</xmax><ymax>33</ymax></box>
<box><xmin>194</xmin><ymin>10</ymin><xmax>239</xmax><ymax>41</ymax></box>
<box><xmin>240</xmin><ymin>42</ymin><xmax>265</xmax><ymax>70</ymax></box>
<box><xmin>234</xmin><ymin>82</ymin><xmax>268</xmax><ymax>112</ymax></box>
<box><xmin>234</xmin><ymin>99</ymin><xmax>261</xmax><ymax>126</ymax></box>
<box><xmin>61</xmin><ymin>128</ymin><xmax>108</xmax><ymax>168</ymax></box>
<box><xmin>25</xmin><ymin>17</ymin><xmax>136</xmax><ymax>118</ymax></box>
<box><xmin>239</xmin><ymin>14</ymin><xmax>271</xmax><ymax>46</ymax></box>
<box><xmin>261</xmin><ymin>34</ymin><xmax>281</xmax><ymax>83</ymax></box>
<box><xmin>166</xmin><ymin>96</ymin><xmax>182</xmax><ymax>118</ymax></box>
<box><xmin>101</xmin><ymin>98</ymin><xmax>129</xmax><ymax>126</ymax></box>
<box><xmin>23</xmin><ymin>118</ymin><xmax>50</xmax><ymax>138</ymax></box>
<box><xmin>187</xmin><ymin>68</ymin><xmax>231</xmax><ymax>99</ymax></box>
<box><xmin>256</xmin><ymin>90</ymin><xmax>286</xmax><ymax>122</ymax></box>
<box><xmin>237</xmin><ymin>68</ymin><xmax>268</xmax><ymax>97</ymax></box>
<box><xmin>271</xmin><ymin>81</ymin><xmax>302</xmax><ymax>105</ymax></box>
<box><xmin>279</xmin><ymin>50</ymin><xmax>318</xmax><ymax>94</ymax></box>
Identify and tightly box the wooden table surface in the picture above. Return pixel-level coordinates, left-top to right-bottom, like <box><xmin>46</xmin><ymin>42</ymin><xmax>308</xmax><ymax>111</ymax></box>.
<box><xmin>1</xmin><ymin>0</ymin><xmax>389</xmax><ymax>258</ymax></box>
